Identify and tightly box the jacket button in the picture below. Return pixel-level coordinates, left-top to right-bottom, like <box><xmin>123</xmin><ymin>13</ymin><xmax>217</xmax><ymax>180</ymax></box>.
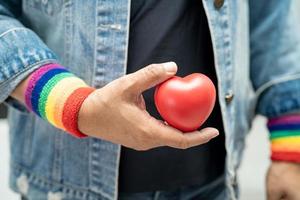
<box><xmin>225</xmin><ymin>93</ymin><xmax>234</xmax><ymax>104</ymax></box>
<box><xmin>214</xmin><ymin>0</ymin><xmax>225</xmax><ymax>9</ymax></box>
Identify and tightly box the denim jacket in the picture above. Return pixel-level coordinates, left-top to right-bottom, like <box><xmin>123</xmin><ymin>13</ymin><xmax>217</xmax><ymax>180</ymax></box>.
<box><xmin>1</xmin><ymin>0</ymin><xmax>300</xmax><ymax>200</ymax></box>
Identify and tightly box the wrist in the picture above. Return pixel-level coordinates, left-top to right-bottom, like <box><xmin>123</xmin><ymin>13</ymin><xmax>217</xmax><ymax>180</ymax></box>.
<box><xmin>78</xmin><ymin>89</ymin><xmax>109</xmax><ymax>138</ymax></box>
<box><xmin>77</xmin><ymin>91</ymin><xmax>96</xmax><ymax>136</ymax></box>
<box><xmin>268</xmin><ymin>114</ymin><xmax>300</xmax><ymax>163</ymax></box>
<box><xmin>24</xmin><ymin>63</ymin><xmax>95</xmax><ymax>138</ymax></box>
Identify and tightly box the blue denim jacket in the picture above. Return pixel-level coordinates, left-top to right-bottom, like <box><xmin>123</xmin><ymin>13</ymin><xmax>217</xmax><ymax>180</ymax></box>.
<box><xmin>1</xmin><ymin>0</ymin><xmax>300</xmax><ymax>200</ymax></box>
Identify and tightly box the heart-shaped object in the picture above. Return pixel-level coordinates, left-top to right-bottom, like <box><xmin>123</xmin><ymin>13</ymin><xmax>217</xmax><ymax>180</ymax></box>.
<box><xmin>154</xmin><ymin>73</ymin><xmax>216</xmax><ymax>132</ymax></box>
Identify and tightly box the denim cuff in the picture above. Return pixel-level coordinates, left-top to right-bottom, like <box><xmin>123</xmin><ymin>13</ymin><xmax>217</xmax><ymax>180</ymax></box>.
<box><xmin>0</xmin><ymin>28</ymin><xmax>58</xmax><ymax>113</ymax></box>
<box><xmin>257</xmin><ymin>79</ymin><xmax>300</xmax><ymax>118</ymax></box>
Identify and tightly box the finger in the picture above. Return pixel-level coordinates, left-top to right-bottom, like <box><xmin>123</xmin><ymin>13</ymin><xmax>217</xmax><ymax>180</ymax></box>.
<box><xmin>127</xmin><ymin>62</ymin><xmax>177</xmax><ymax>93</ymax></box>
<box><xmin>267</xmin><ymin>191</ymin><xmax>285</xmax><ymax>200</ymax></box>
<box><xmin>157</xmin><ymin>120</ymin><xmax>165</xmax><ymax>125</ymax></box>
<box><xmin>181</xmin><ymin>128</ymin><xmax>220</xmax><ymax>147</ymax></box>
<box><xmin>136</xmin><ymin>94</ymin><xmax>146</xmax><ymax>110</ymax></box>
<box><xmin>152</xmin><ymin>124</ymin><xmax>219</xmax><ymax>149</ymax></box>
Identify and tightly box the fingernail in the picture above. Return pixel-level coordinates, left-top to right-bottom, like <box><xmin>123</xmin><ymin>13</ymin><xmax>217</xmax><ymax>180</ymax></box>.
<box><xmin>211</xmin><ymin>130</ymin><xmax>219</xmax><ymax>138</ymax></box>
<box><xmin>163</xmin><ymin>62</ymin><xmax>177</xmax><ymax>74</ymax></box>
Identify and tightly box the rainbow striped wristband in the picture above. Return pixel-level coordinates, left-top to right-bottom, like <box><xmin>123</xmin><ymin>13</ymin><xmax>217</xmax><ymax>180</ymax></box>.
<box><xmin>268</xmin><ymin>114</ymin><xmax>300</xmax><ymax>162</ymax></box>
<box><xmin>24</xmin><ymin>63</ymin><xmax>95</xmax><ymax>138</ymax></box>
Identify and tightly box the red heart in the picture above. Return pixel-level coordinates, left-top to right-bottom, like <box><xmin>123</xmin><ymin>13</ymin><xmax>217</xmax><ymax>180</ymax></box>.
<box><xmin>154</xmin><ymin>73</ymin><xmax>216</xmax><ymax>132</ymax></box>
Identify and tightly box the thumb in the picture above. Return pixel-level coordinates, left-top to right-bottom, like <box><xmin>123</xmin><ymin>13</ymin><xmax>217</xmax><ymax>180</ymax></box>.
<box><xmin>266</xmin><ymin>167</ymin><xmax>285</xmax><ymax>200</ymax></box>
<box><xmin>128</xmin><ymin>62</ymin><xmax>177</xmax><ymax>93</ymax></box>
<box><xmin>267</xmin><ymin>185</ymin><xmax>285</xmax><ymax>200</ymax></box>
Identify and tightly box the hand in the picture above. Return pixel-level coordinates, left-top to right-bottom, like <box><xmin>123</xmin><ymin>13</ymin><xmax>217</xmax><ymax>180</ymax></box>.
<box><xmin>267</xmin><ymin>161</ymin><xmax>300</xmax><ymax>200</ymax></box>
<box><xmin>78</xmin><ymin>62</ymin><xmax>219</xmax><ymax>150</ymax></box>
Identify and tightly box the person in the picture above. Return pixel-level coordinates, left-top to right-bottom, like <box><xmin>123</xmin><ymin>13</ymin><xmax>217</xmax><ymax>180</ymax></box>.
<box><xmin>0</xmin><ymin>0</ymin><xmax>300</xmax><ymax>200</ymax></box>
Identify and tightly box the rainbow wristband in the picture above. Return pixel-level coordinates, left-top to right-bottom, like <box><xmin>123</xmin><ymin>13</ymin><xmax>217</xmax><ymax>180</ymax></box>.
<box><xmin>25</xmin><ymin>63</ymin><xmax>95</xmax><ymax>138</ymax></box>
<box><xmin>268</xmin><ymin>114</ymin><xmax>300</xmax><ymax>162</ymax></box>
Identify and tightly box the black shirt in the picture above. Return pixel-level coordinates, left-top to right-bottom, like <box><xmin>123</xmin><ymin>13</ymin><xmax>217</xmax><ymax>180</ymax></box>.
<box><xmin>119</xmin><ymin>0</ymin><xmax>226</xmax><ymax>193</ymax></box>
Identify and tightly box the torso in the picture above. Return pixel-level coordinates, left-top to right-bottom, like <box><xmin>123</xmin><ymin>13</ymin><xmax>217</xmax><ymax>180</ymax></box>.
<box><xmin>119</xmin><ymin>0</ymin><xmax>226</xmax><ymax>193</ymax></box>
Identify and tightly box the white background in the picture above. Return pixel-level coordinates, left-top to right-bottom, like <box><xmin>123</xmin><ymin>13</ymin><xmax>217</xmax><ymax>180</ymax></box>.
<box><xmin>0</xmin><ymin>116</ymin><xmax>270</xmax><ymax>200</ymax></box>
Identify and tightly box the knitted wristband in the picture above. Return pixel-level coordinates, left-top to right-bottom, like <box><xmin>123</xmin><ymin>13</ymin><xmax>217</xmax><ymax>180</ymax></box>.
<box><xmin>24</xmin><ymin>63</ymin><xmax>95</xmax><ymax>138</ymax></box>
<box><xmin>268</xmin><ymin>114</ymin><xmax>300</xmax><ymax>162</ymax></box>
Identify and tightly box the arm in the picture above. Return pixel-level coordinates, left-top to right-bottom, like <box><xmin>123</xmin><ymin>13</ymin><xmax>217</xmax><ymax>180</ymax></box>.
<box><xmin>10</xmin><ymin>61</ymin><xmax>220</xmax><ymax>149</ymax></box>
<box><xmin>249</xmin><ymin>1</ymin><xmax>300</xmax><ymax>199</ymax></box>
<box><xmin>2</xmin><ymin>1</ymin><xmax>219</xmax><ymax>150</ymax></box>
<box><xmin>250</xmin><ymin>0</ymin><xmax>300</xmax><ymax>113</ymax></box>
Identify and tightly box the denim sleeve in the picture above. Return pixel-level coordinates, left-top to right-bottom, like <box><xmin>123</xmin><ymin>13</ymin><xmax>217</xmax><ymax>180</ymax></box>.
<box><xmin>249</xmin><ymin>0</ymin><xmax>300</xmax><ymax>118</ymax></box>
<box><xmin>0</xmin><ymin>0</ymin><xmax>58</xmax><ymax>112</ymax></box>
